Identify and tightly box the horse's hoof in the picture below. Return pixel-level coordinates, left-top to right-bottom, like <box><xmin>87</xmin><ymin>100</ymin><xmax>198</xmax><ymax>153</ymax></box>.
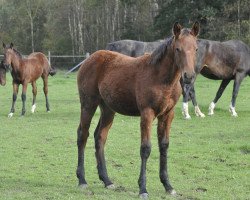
<box><xmin>208</xmin><ymin>112</ymin><xmax>214</xmax><ymax>116</ymax></box>
<box><xmin>200</xmin><ymin>113</ymin><xmax>205</xmax><ymax>118</ymax></box>
<box><xmin>47</xmin><ymin>110</ymin><xmax>51</xmax><ymax>113</ymax></box>
<box><xmin>231</xmin><ymin>113</ymin><xmax>238</xmax><ymax>117</ymax></box>
<box><xmin>8</xmin><ymin>113</ymin><xmax>14</xmax><ymax>118</ymax></box>
<box><xmin>184</xmin><ymin>115</ymin><xmax>191</xmax><ymax>120</ymax></box>
<box><xmin>79</xmin><ymin>184</ymin><xmax>88</xmax><ymax>189</ymax></box>
<box><xmin>31</xmin><ymin>104</ymin><xmax>36</xmax><ymax>113</ymax></box>
<box><xmin>139</xmin><ymin>193</ymin><xmax>148</xmax><ymax>199</ymax></box>
<box><xmin>168</xmin><ymin>189</ymin><xmax>177</xmax><ymax>196</ymax></box>
<box><xmin>106</xmin><ymin>184</ymin><xmax>115</xmax><ymax>189</ymax></box>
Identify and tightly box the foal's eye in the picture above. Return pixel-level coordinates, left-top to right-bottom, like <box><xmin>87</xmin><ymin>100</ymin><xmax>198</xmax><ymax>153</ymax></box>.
<box><xmin>196</xmin><ymin>48</ymin><xmax>198</xmax><ymax>52</ymax></box>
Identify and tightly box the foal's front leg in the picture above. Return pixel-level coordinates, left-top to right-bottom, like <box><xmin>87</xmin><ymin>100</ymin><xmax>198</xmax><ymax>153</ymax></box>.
<box><xmin>8</xmin><ymin>83</ymin><xmax>19</xmax><ymax>118</ymax></box>
<box><xmin>21</xmin><ymin>83</ymin><xmax>28</xmax><ymax>116</ymax></box>
<box><xmin>157</xmin><ymin>110</ymin><xmax>176</xmax><ymax>195</ymax></box>
<box><xmin>138</xmin><ymin>108</ymin><xmax>154</xmax><ymax>198</ymax></box>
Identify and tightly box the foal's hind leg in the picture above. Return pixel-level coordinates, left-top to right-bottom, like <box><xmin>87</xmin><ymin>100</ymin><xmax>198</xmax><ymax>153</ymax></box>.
<box><xmin>208</xmin><ymin>79</ymin><xmax>230</xmax><ymax>115</ymax></box>
<box><xmin>42</xmin><ymin>75</ymin><xmax>50</xmax><ymax>112</ymax></box>
<box><xmin>94</xmin><ymin>103</ymin><xmax>115</xmax><ymax>188</ymax></box>
<box><xmin>8</xmin><ymin>83</ymin><xmax>19</xmax><ymax>118</ymax></box>
<box><xmin>76</xmin><ymin>104</ymin><xmax>98</xmax><ymax>188</ymax></box>
<box><xmin>31</xmin><ymin>81</ymin><xmax>37</xmax><ymax>113</ymax></box>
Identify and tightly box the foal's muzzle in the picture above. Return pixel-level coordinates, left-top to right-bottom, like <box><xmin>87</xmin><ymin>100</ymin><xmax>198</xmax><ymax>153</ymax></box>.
<box><xmin>183</xmin><ymin>72</ymin><xmax>195</xmax><ymax>84</ymax></box>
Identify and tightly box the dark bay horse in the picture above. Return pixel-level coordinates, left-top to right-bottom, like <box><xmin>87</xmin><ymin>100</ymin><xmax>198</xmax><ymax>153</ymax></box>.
<box><xmin>76</xmin><ymin>22</ymin><xmax>200</xmax><ymax>198</ymax></box>
<box><xmin>106</xmin><ymin>38</ymin><xmax>205</xmax><ymax>119</ymax></box>
<box><xmin>2</xmin><ymin>43</ymin><xmax>56</xmax><ymax>117</ymax></box>
<box><xmin>182</xmin><ymin>39</ymin><xmax>250</xmax><ymax>118</ymax></box>
<box><xmin>106</xmin><ymin>39</ymin><xmax>163</xmax><ymax>57</ymax></box>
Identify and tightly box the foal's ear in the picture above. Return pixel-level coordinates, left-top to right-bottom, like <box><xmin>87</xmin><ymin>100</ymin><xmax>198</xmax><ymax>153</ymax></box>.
<box><xmin>3</xmin><ymin>42</ymin><xmax>6</xmax><ymax>48</ymax></box>
<box><xmin>173</xmin><ymin>22</ymin><xmax>182</xmax><ymax>39</ymax></box>
<box><xmin>191</xmin><ymin>21</ymin><xmax>200</xmax><ymax>37</ymax></box>
<box><xmin>10</xmin><ymin>42</ymin><xmax>14</xmax><ymax>49</ymax></box>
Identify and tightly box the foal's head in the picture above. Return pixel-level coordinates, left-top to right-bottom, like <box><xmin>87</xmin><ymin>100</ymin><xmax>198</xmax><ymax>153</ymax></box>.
<box><xmin>2</xmin><ymin>42</ymin><xmax>20</xmax><ymax>69</ymax></box>
<box><xmin>0</xmin><ymin>60</ymin><xmax>7</xmax><ymax>86</ymax></box>
<box><xmin>172</xmin><ymin>21</ymin><xmax>199</xmax><ymax>84</ymax></box>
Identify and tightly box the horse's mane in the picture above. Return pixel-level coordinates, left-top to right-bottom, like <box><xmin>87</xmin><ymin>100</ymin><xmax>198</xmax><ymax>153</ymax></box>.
<box><xmin>149</xmin><ymin>36</ymin><xmax>173</xmax><ymax>65</ymax></box>
<box><xmin>12</xmin><ymin>48</ymin><xmax>22</xmax><ymax>58</ymax></box>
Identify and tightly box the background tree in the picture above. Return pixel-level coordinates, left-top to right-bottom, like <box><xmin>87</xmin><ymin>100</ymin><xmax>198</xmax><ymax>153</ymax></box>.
<box><xmin>0</xmin><ymin>0</ymin><xmax>249</xmax><ymax>61</ymax></box>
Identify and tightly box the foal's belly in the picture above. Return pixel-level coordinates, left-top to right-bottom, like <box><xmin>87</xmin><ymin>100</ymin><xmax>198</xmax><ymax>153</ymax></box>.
<box><xmin>99</xmin><ymin>83</ymin><xmax>140</xmax><ymax>116</ymax></box>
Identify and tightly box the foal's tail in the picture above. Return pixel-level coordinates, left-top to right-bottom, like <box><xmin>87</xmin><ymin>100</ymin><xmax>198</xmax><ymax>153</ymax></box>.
<box><xmin>49</xmin><ymin>67</ymin><xmax>57</xmax><ymax>76</ymax></box>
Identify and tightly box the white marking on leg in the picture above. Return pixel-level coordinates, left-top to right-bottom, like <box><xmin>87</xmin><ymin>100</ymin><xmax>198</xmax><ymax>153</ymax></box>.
<box><xmin>195</xmin><ymin>106</ymin><xmax>205</xmax><ymax>117</ymax></box>
<box><xmin>8</xmin><ymin>112</ymin><xmax>14</xmax><ymax>118</ymax></box>
<box><xmin>208</xmin><ymin>102</ymin><xmax>215</xmax><ymax>116</ymax></box>
<box><xmin>139</xmin><ymin>193</ymin><xmax>148</xmax><ymax>199</ymax></box>
<box><xmin>229</xmin><ymin>104</ymin><xmax>238</xmax><ymax>117</ymax></box>
<box><xmin>31</xmin><ymin>104</ymin><xmax>36</xmax><ymax>113</ymax></box>
<box><xmin>182</xmin><ymin>102</ymin><xmax>191</xmax><ymax>119</ymax></box>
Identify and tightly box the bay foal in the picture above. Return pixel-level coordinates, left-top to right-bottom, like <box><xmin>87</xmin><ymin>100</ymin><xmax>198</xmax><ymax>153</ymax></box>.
<box><xmin>76</xmin><ymin>22</ymin><xmax>199</xmax><ymax>198</ymax></box>
<box><xmin>3</xmin><ymin>43</ymin><xmax>56</xmax><ymax>117</ymax></box>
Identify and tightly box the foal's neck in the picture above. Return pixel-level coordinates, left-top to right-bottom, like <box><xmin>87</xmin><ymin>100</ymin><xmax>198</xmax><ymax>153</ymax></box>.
<box><xmin>160</xmin><ymin>50</ymin><xmax>181</xmax><ymax>85</ymax></box>
<box><xmin>11</xmin><ymin>53</ymin><xmax>22</xmax><ymax>71</ymax></box>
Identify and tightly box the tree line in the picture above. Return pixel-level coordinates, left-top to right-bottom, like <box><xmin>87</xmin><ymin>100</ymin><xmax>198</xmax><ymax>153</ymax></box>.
<box><xmin>0</xmin><ymin>0</ymin><xmax>249</xmax><ymax>56</ymax></box>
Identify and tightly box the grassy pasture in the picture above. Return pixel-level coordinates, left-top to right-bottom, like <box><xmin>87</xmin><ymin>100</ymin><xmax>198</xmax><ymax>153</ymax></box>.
<box><xmin>0</xmin><ymin>71</ymin><xmax>249</xmax><ymax>200</ymax></box>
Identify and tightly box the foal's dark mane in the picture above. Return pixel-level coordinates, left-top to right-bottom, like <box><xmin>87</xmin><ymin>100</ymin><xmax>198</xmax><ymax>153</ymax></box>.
<box><xmin>149</xmin><ymin>37</ymin><xmax>173</xmax><ymax>65</ymax></box>
<box><xmin>12</xmin><ymin>48</ymin><xmax>22</xmax><ymax>59</ymax></box>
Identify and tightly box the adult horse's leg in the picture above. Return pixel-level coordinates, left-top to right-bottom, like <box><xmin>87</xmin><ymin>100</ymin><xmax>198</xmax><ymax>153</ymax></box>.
<box><xmin>181</xmin><ymin>80</ymin><xmax>192</xmax><ymax>119</ymax></box>
<box><xmin>21</xmin><ymin>83</ymin><xmax>28</xmax><ymax>116</ymax></box>
<box><xmin>189</xmin><ymin>85</ymin><xmax>205</xmax><ymax>117</ymax></box>
<box><xmin>229</xmin><ymin>73</ymin><xmax>245</xmax><ymax>117</ymax></box>
<box><xmin>138</xmin><ymin>108</ymin><xmax>154</xmax><ymax>198</ymax></box>
<box><xmin>76</xmin><ymin>104</ymin><xmax>98</xmax><ymax>188</ymax></box>
<box><xmin>157</xmin><ymin>109</ymin><xmax>176</xmax><ymax>196</ymax></box>
<box><xmin>8</xmin><ymin>83</ymin><xmax>19</xmax><ymax>118</ymax></box>
<box><xmin>42</xmin><ymin>75</ymin><xmax>50</xmax><ymax>112</ymax></box>
<box><xmin>31</xmin><ymin>81</ymin><xmax>37</xmax><ymax>113</ymax></box>
<box><xmin>208</xmin><ymin>79</ymin><xmax>230</xmax><ymax>115</ymax></box>
<box><xmin>94</xmin><ymin>103</ymin><xmax>115</xmax><ymax>188</ymax></box>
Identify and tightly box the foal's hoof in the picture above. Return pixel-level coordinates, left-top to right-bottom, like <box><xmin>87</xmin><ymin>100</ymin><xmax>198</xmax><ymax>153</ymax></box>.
<box><xmin>106</xmin><ymin>184</ymin><xmax>115</xmax><ymax>189</ymax></box>
<box><xmin>31</xmin><ymin>104</ymin><xmax>36</xmax><ymax>113</ymax></box>
<box><xmin>79</xmin><ymin>184</ymin><xmax>88</xmax><ymax>189</ymax></box>
<box><xmin>139</xmin><ymin>193</ymin><xmax>148</xmax><ymax>199</ymax></box>
<box><xmin>8</xmin><ymin>113</ymin><xmax>14</xmax><ymax>118</ymax></box>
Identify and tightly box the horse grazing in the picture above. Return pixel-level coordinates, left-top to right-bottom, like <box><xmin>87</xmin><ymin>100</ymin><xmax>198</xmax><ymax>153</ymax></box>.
<box><xmin>2</xmin><ymin>43</ymin><xmax>56</xmax><ymax>117</ymax></box>
<box><xmin>182</xmin><ymin>39</ymin><xmax>250</xmax><ymax>118</ymax></box>
<box><xmin>106</xmin><ymin>38</ymin><xmax>205</xmax><ymax>119</ymax></box>
<box><xmin>76</xmin><ymin>22</ymin><xmax>200</xmax><ymax>198</ymax></box>
<box><xmin>0</xmin><ymin>61</ymin><xmax>7</xmax><ymax>86</ymax></box>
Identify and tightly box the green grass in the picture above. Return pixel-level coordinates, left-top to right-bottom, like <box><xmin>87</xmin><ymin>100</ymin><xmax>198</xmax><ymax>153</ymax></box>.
<box><xmin>0</xmin><ymin>71</ymin><xmax>249</xmax><ymax>200</ymax></box>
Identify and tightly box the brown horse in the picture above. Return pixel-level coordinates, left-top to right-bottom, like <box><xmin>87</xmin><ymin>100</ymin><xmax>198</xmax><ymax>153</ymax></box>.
<box><xmin>2</xmin><ymin>43</ymin><xmax>56</xmax><ymax>117</ymax></box>
<box><xmin>76</xmin><ymin>22</ymin><xmax>199</xmax><ymax>198</ymax></box>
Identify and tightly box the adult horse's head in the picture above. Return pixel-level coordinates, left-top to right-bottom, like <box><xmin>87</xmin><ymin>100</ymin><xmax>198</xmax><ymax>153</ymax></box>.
<box><xmin>0</xmin><ymin>60</ymin><xmax>7</xmax><ymax>86</ymax></box>
<box><xmin>172</xmin><ymin>21</ymin><xmax>199</xmax><ymax>84</ymax></box>
<box><xmin>2</xmin><ymin>42</ymin><xmax>15</xmax><ymax>69</ymax></box>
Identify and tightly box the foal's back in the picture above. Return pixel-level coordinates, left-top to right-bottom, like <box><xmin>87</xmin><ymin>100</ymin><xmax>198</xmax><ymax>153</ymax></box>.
<box><xmin>78</xmin><ymin>50</ymin><xmax>158</xmax><ymax>116</ymax></box>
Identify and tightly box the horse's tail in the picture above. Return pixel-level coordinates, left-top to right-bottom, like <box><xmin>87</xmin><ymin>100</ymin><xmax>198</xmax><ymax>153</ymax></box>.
<box><xmin>49</xmin><ymin>67</ymin><xmax>57</xmax><ymax>76</ymax></box>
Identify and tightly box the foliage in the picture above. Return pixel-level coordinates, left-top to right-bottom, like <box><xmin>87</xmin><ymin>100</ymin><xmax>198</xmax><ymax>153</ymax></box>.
<box><xmin>0</xmin><ymin>72</ymin><xmax>249</xmax><ymax>199</ymax></box>
<box><xmin>0</xmin><ymin>0</ymin><xmax>249</xmax><ymax>55</ymax></box>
